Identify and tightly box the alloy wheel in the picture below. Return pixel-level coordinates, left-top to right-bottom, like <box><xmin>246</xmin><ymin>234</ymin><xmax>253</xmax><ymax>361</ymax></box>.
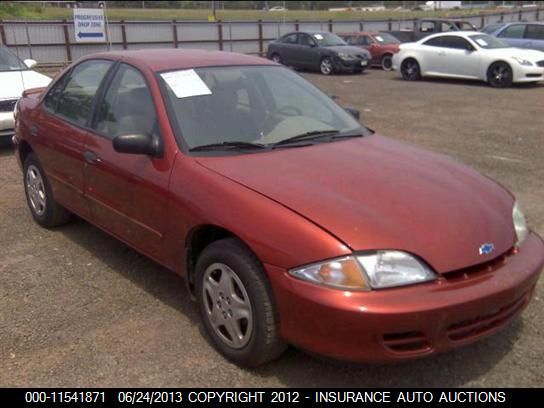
<box><xmin>320</xmin><ymin>58</ymin><xmax>333</xmax><ymax>75</ymax></box>
<box><xmin>25</xmin><ymin>164</ymin><xmax>46</xmax><ymax>216</ymax></box>
<box><xmin>202</xmin><ymin>262</ymin><xmax>253</xmax><ymax>349</ymax></box>
<box><xmin>401</xmin><ymin>59</ymin><xmax>420</xmax><ymax>80</ymax></box>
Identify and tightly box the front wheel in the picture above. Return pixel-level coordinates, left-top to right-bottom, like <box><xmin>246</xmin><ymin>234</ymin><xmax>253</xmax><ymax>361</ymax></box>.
<box><xmin>381</xmin><ymin>54</ymin><xmax>393</xmax><ymax>71</ymax></box>
<box><xmin>487</xmin><ymin>62</ymin><xmax>513</xmax><ymax>88</ymax></box>
<box><xmin>320</xmin><ymin>57</ymin><xmax>334</xmax><ymax>75</ymax></box>
<box><xmin>23</xmin><ymin>153</ymin><xmax>71</xmax><ymax>228</ymax></box>
<box><xmin>195</xmin><ymin>238</ymin><xmax>286</xmax><ymax>367</ymax></box>
<box><xmin>400</xmin><ymin>58</ymin><xmax>421</xmax><ymax>81</ymax></box>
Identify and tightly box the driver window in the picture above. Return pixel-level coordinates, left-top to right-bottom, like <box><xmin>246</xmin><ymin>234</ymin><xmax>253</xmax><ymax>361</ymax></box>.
<box><xmin>94</xmin><ymin>64</ymin><xmax>156</xmax><ymax>139</ymax></box>
<box><xmin>299</xmin><ymin>34</ymin><xmax>315</xmax><ymax>47</ymax></box>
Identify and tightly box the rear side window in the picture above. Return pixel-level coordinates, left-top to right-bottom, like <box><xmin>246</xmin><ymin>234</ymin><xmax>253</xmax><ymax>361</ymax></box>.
<box><xmin>94</xmin><ymin>64</ymin><xmax>156</xmax><ymax>139</ymax></box>
<box><xmin>55</xmin><ymin>60</ymin><xmax>112</xmax><ymax>127</ymax></box>
<box><xmin>440</xmin><ymin>36</ymin><xmax>473</xmax><ymax>50</ymax></box>
<box><xmin>423</xmin><ymin>37</ymin><xmax>443</xmax><ymax>47</ymax></box>
<box><xmin>525</xmin><ymin>24</ymin><xmax>544</xmax><ymax>40</ymax></box>
<box><xmin>499</xmin><ymin>24</ymin><xmax>525</xmax><ymax>39</ymax></box>
<box><xmin>281</xmin><ymin>34</ymin><xmax>297</xmax><ymax>44</ymax></box>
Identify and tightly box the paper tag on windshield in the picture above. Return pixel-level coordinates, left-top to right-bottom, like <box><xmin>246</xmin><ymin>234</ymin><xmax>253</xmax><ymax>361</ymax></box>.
<box><xmin>375</xmin><ymin>35</ymin><xmax>384</xmax><ymax>42</ymax></box>
<box><xmin>475</xmin><ymin>38</ymin><xmax>488</xmax><ymax>46</ymax></box>
<box><xmin>160</xmin><ymin>69</ymin><xmax>212</xmax><ymax>99</ymax></box>
<box><xmin>314</xmin><ymin>34</ymin><xmax>323</xmax><ymax>40</ymax></box>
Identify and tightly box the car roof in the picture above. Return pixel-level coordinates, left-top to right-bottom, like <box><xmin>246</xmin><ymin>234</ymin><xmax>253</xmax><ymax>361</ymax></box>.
<box><xmin>83</xmin><ymin>49</ymin><xmax>275</xmax><ymax>73</ymax></box>
<box><xmin>418</xmin><ymin>31</ymin><xmax>483</xmax><ymax>41</ymax></box>
<box><xmin>283</xmin><ymin>30</ymin><xmax>329</xmax><ymax>36</ymax></box>
<box><xmin>338</xmin><ymin>31</ymin><xmax>391</xmax><ymax>36</ymax></box>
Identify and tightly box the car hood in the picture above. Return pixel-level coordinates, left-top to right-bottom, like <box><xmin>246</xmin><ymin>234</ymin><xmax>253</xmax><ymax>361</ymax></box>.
<box><xmin>196</xmin><ymin>135</ymin><xmax>516</xmax><ymax>273</ymax></box>
<box><xmin>0</xmin><ymin>70</ymin><xmax>51</xmax><ymax>100</ymax></box>
<box><xmin>484</xmin><ymin>47</ymin><xmax>544</xmax><ymax>62</ymax></box>
<box><xmin>326</xmin><ymin>45</ymin><xmax>371</xmax><ymax>57</ymax></box>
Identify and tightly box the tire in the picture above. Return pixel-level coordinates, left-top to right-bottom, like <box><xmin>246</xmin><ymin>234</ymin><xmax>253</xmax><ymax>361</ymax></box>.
<box><xmin>400</xmin><ymin>58</ymin><xmax>421</xmax><ymax>81</ymax></box>
<box><xmin>320</xmin><ymin>57</ymin><xmax>334</xmax><ymax>75</ymax></box>
<box><xmin>23</xmin><ymin>152</ymin><xmax>71</xmax><ymax>228</ymax></box>
<box><xmin>271</xmin><ymin>53</ymin><xmax>282</xmax><ymax>64</ymax></box>
<box><xmin>381</xmin><ymin>53</ymin><xmax>393</xmax><ymax>71</ymax></box>
<box><xmin>487</xmin><ymin>62</ymin><xmax>513</xmax><ymax>88</ymax></box>
<box><xmin>195</xmin><ymin>238</ymin><xmax>286</xmax><ymax>367</ymax></box>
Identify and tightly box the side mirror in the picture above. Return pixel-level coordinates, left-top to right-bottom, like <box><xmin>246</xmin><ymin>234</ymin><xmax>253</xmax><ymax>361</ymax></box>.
<box><xmin>344</xmin><ymin>107</ymin><xmax>360</xmax><ymax>120</ymax></box>
<box><xmin>24</xmin><ymin>59</ymin><xmax>37</xmax><ymax>69</ymax></box>
<box><xmin>113</xmin><ymin>133</ymin><xmax>162</xmax><ymax>157</ymax></box>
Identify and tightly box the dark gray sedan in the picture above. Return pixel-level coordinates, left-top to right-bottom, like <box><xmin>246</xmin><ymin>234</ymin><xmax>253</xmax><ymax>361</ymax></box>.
<box><xmin>266</xmin><ymin>31</ymin><xmax>372</xmax><ymax>75</ymax></box>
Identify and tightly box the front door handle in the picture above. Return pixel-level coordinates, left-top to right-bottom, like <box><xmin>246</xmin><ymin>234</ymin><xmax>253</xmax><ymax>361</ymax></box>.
<box><xmin>83</xmin><ymin>150</ymin><xmax>101</xmax><ymax>164</ymax></box>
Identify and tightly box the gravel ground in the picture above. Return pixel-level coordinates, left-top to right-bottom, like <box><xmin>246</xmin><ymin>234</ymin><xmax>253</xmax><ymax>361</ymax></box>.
<box><xmin>1</xmin><ymin>69</ymin><xmax>543</xmax><ymax>387</ymax></box>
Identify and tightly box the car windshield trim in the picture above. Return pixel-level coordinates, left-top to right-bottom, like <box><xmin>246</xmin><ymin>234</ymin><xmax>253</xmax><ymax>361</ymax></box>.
<box><xmin>189</xmin><ymin>141</ymin><xmax>268</xmax><ymax>152</ymax></box>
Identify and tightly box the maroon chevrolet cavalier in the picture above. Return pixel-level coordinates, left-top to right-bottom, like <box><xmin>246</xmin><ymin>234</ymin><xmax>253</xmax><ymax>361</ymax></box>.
<box><xmin>339</xmin><ymin>31</ymin><xmax>401</xmax><ymax>71</ymax></box>
<box><xmin>13</xmin><ymin>49</ymin><xmax>544</xmax><ymax>367</ymax></box>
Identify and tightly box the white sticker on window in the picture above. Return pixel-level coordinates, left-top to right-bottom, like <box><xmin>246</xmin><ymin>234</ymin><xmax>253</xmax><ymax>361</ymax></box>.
<box><xmin>160</xmin><ymin>69</ymin><xmax>212</xmax><ymax>99</ymax></box>
<box><xmin>314</xmin><ymin>34</ymin><xmax>324</xmax><ymax>40</ymax></box>
<box><xmin>375</xmin><ymin>35</ymin><xmax>384</xmax><ymax>42</ymax></box>
<box><xmin>475</xmin><ymin>38</ymin><xmax>488</xmax><ymax>46</ymax></box>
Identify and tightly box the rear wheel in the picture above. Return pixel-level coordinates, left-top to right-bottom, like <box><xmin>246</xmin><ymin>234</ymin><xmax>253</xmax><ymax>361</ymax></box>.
<box><xmin>195</xmin><ymin>238</ymin><xmax>286</xmax><ymax>367</ymax></box>
<box><xmin>381</xmin><ymin>54</ymin><xmax>393</xmax><ymax>71</ymax></box>
<box><xmin>401</xmin><ymin>58</ymin><xmax>421</xmax><ymax>81</ymax></box>
<box><xmin>487</xmin><ymin>62</ymin><xmax>513</xmax><ymax>88</ymax></box>
<box><xmin>320</xmin><ymin>57</ymin><xmax>334</xmax><ymax>75</ymax></box>
<box><xmin>271</xmin><ymin>53</ymin><xmax>282</xmax><ymax>64</ymax></box>
<box><xmin>23</xmin><ymin>153</ymin><xmax>71</xmax><ymax>228</ymax></box>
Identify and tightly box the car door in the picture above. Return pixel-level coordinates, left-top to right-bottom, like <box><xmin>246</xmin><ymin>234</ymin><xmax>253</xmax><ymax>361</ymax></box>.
<box><xmin>524</xmin><ymin>24</ymin><xmax>544</xmax><ymax>51</ymax></box>
<box><xmin>277</xmin><ymin>33</ymin><xmax>299</xmax><ymax>66</ymax></box>
<box><xmin>83</xmin><ymin>63</ymin><xmax>171</xmax><ymax>261</ymax></box>
<box><xmin>36</xmin><ymin>59</ymin><xmax>114</xmax><ymax>219</ymax></box>
<box><xmin>419</xmin><ymin>36</ymin><xmax>446</xmax><ymax>73</ymax></box>
<box><xmin>296</xmin><ymin>33</ymin><xmax>319</xmax><ymax>68</ymax></box>
<box><xmin>437</xmin><ymin>36</ymin><xmax>480</xmax><ymax>78</ymax></box>
<box><xmin>497</xmin><ymin>24</ymin><xmax>527</xmax><ymax>48</ymax></box>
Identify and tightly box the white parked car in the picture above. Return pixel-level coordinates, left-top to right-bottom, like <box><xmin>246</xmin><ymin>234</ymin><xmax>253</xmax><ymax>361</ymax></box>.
<box><xmin>0</xmin><ymin>46</ymin><xmax>51</xmax><ymax>142</ymax></box>
<box><xmin>392</xmin><ymin>32</ymin><xmax>544</xmax><ymax>87</ymax></box>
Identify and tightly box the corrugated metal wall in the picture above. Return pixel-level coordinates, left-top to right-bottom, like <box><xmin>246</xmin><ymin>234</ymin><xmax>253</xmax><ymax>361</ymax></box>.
<box><xmin>0</xmin><ymin>8</ymin><xmax>541</xmax><ymax>64</ymax></box>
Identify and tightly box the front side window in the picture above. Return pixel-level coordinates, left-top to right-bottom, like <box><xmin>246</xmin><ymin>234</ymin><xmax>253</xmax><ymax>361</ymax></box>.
<box><xmin>94</xmin><ymin>64</ymin><xmax>156</xmax><ymax>139</ymax></box>
<box><xmin>423</xmin><ymin>37</ymin><xmax>443</xmax><ymax>47</ymax></box>
<box><xmin>299</xmin><ymin>34</ymin><xmax>316</xmax><ymax>47</ymax></box>
<box><xmin>160</xmin><ymin>66</ymin><xmax>368</xmax><ymax>151</ymax></box>
<box><xmin>359</xmin><ymin>36</ymin><xmax>372</xmax><ymax>46</ymax></box>
<box><xmin>0</xmin><ymin>46</ymin><xmax>28</xmax><ymax>72</ymax></box>
<box><xmin>43</xmin><ymin>73</ymin><xmax>70</xmax><ymax>113</ymax></box>
<box><xmin>440</xmin><ymin>36</ymin><xmax>473</xmax><ymax>50</ymax></box>
<box><xmin>499</xmin><ymin>24</ymin><xmax>525</xmax><ymax>39</ymax></box>
<box><xmin>56</xmin><ymin>60</ymin><xmax>112</xmax><ymax>127</ymax></box>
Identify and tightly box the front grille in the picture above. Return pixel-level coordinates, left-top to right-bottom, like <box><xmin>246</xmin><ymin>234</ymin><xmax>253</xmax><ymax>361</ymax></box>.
<box><xmin>537</xmin><ymin>60</ymin><xmax>544</xmax><ymax>67</ymax></box>
<box><xmin>382</xmin><ymin>331</ymin><xmax>431</xmax><ymax>354</ymax></box>
<box><xmin>441</xmin><ymin>247</ymin><xmax>516</xmax><ymax>283</ymax></box>
<box><xmin>0</xmin><ymin>98</ymin><xmax>18</xmax><ymax>112</ymax></box>
<box><xmin>447</xmin><ymin>287</ymin><xmax>533</xmax><ymax>342</ymax></box>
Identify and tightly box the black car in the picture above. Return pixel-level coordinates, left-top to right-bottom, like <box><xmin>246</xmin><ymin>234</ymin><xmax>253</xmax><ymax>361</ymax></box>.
<box><xmin>266</xmin><ymin>31</ymin><xmax>372</xmax><ymax>75</ymax></box>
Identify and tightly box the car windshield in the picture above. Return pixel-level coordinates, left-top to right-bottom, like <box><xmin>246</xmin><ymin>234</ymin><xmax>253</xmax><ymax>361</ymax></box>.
<box><xmin>0</xmin><ymin>46</ymin><xmax>28</xmax><ymax>71</ymax></box>
<box><xmin>469</xmin><ymin>34</ymin><xmax>511</xmax><ymax>49</ymax></box>
<box><xmin>160</xmin><ymin>65</ymin><xmax>368</xmax><ymax>151</ymax></box>
<box><xmin>311</xmin><ymin>32</ymin><xmax>347</xmax><ymax>47</ymax></box>
<box><xmin>373</xmin><ymin>32</ymin><xmax>401</xmax><ymax>44</ymax></box>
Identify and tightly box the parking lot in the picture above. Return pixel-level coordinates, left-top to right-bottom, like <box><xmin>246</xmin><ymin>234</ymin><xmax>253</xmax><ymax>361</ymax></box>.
<box><xmin>1</xmin><ymin>68</ymin><xmax>543</xmax><ymax>387</ymax></box>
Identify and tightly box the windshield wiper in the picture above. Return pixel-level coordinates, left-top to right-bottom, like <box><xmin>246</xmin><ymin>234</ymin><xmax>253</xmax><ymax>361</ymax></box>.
<box><xmin>272</xmin><ymin>130</ymin><xmax>363</xmax><ymax>147</ymax></box>
<box><xmin>189</xmin><ymin>141</ymin><xmax>267</xmax><ymax>152</ymax></box>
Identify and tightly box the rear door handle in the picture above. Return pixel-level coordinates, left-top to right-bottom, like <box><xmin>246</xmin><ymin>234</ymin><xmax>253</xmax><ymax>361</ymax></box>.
<box><xmin>83</xmin><ymin>150</ymin><xmax>101</xmax><ymax>164</ymax></box>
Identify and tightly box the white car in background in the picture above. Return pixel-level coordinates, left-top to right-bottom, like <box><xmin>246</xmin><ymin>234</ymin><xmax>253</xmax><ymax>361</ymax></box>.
<box><xmin>392</xmin><ymin>32</ymin><xmax>544</xmax><ymax>87</ymax></box>
<box><xmin>0</xmin><ymin>46</ymin><xmax>51</xmax><ymax>143</ymax></box>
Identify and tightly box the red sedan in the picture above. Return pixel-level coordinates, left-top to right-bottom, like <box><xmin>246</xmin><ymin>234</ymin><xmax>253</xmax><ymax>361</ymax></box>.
<box><xmin>13</xmin><ymin>49</ymin><xmax>544</xmax><ymax>367</ymax></box>
<box><xmin>339</xmin><ymin>31</ymin><xmax>401</xmax><ymax>70</ymax></box>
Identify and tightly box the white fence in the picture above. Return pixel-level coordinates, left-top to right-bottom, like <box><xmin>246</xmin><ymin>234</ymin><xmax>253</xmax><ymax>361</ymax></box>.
<box><xmin>0</xmin><ymin>7</ymin><xmax>542</xmax><ymax>64</ymax></box>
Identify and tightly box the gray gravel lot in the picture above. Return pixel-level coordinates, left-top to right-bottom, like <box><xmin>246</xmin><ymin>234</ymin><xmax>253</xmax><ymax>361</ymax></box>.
<box><xmin>1</xmin><ymin>69</ymin><xmax>543</xmax><ymax>387</ymax></box>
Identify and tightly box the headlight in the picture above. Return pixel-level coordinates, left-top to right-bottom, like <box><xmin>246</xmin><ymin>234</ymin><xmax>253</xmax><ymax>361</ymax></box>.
<box><xmin>289</xmin><ymin>256</ymin><xmax>370</xmax><ymax>290</ymax></box>
<box><xmin>289</xmin><ymin>252</ymin><xmax>437</xmax><ymax>291</ymax></box>
<box><xmin>338</xmin><ymin>52</ymin><xmax>356</xmax><ymax>60</ymax></box>
<box><xmin>513</xmin><ymin>201</ymin><xmax>528</xmax><ymax>245</ymax></box>
<box><xmin>511</xmin><ymin>56</ymin><xmax>533</xmax><ymax>66</ymax></box>
<box><xmin>357</xmin><ymin>251</ymin><xmax>436</xmax><ymax>289</ymax></box>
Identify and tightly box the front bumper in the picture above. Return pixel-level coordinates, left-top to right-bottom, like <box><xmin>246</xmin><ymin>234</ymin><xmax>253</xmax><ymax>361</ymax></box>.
<box><xmin>512</xmin><ymin>64</ymin><xmax>544</xmax><ymax>83</ymax></box>
<box><xmin>333</xmin><ymin>56</ymin><xmax>370</xmax><ymax>73</ymax></box>
<box><xmin>266</xmin><ymin>232</ymin><xmax>544</xmax><ymax>363</ymax></box>
<box><xmin>0</xmin><ymin>111</ymin><xmax>15</xmax><ymax>140</ymax></box>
